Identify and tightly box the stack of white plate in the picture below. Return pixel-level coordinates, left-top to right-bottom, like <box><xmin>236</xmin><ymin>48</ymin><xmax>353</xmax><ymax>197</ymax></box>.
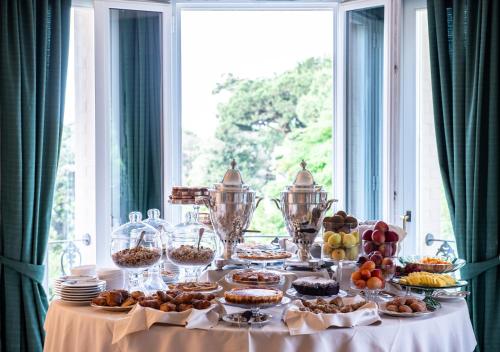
<box><xmin>97</xmin><ymin>268</ymin><xmax>125</xmax><ymax>290</ymax></box>
<box><xmin>53</xmin><ymin>275</ymin><xmax>95</xmax><ymax>295</ymax></box>
<box><xmin>57</xmin><ymin>277</ymin><xmax>106</xmax><ymax>304</ymax></box>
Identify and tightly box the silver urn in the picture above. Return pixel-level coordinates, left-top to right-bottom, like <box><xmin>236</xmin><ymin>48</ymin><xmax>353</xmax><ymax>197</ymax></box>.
<box><xmin>273</xmin><ymin>160</ymin><xmax>336</xmax><ymax>262</ymax></box>
<box><xmin>197</xmin><ymin>160</ymin><xmax>261</xmax><ymax>259</ymax></box>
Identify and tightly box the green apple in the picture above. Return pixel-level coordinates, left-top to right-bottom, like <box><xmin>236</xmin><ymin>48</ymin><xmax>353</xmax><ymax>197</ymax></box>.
<box><xmin>327</xmin><ymin>232</ymin><xmax>342</xmax><ymax>248</ymax></box>
<box><xmin>342</xmin><ymin>233</ymin><xmax>357</xmax><ymax>248</ymax></box>
<box><xmin>323</xmin><ymin>231</ymin><xmax>335</xmax><ymax>243</ymax></box>
<box><xmin>346</xmin><ymin>246</ymin><xmax>359</xmax><ymax>261</ymax></box>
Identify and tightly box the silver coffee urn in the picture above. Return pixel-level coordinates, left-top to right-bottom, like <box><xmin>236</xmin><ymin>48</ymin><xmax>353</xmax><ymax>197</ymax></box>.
<box><xmin>198</xmin><ymin>160</ymin><xmax>261</xmax><ymax>261</ymax></box>
<box><xmin>273</xmin><ymin>160</ymin><xmax>336</xmax><ymax>262</ymax></box>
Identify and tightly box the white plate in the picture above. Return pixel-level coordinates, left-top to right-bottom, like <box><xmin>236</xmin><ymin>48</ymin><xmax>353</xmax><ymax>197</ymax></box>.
<box><xmin>432</xmin><ymin>290</ymin><xmax>469</xmax><ymax>301</ymax></box>
<box><xmin>286</xmin><ymin>288</ymin><xmax>348</xmax><ymax>300</ymax></box>
<box><xmin>59</xmin><ymin>293</ymin><xmax>102</xmax><ymax>299</ymax></box>
<box><xmin>222</xmin><ymin>312</ymin><xmax>272</xmax><ymax>325</ymax></box>
<box><xmin>90</xmin><ymin>303</ymin><xmax>134</xmax><ymax>312</ymax></box>
<box><xmin>59</xmin><ymin>299</ymin><xmax>93</xmax><ymax>306</ymax></box>
<box><xmin>378</xmin><ymin>302</ymin><xmax>436</xmax><ymax>317</ymax></box>
<box><xmin>61</xmin><ymin>280</ymin><xmax>106</xmax><ymax>288</ymax></box>
<box><xmin>59</xmin><ymin>287</ymin><xmax>104</xmax><ymax>292</ymax></box>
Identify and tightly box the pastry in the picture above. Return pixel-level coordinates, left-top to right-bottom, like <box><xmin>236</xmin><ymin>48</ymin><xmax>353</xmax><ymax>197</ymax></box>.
<box><xmin>168</xmin><ymin>282</ymin><xmax>218</xmax><ymax>292</ymax></box>
<box><xmin>224</xmin><ymin>288</ymin><xmax>283</xmax><ymax>305</ymax></box>
<box><xmin>237</xmin><ymin>250</ymin><xmax>292</xmax><ymax>260</ymax></box>
<box><xmin>105</xmin><ymin>291</ymin><xmax>124</xmax><ymax>307</ymax></box>
<box><xmin>385</xmin><ymin>296</ymin><xmax>428</xmax><ymax>313</ymax></box>
<box><xmin>299</xmin><ymin>297</ymin><xmax>367</xmax><ymax>314</ymax></box>
<box><xmin>231</xmin><ymin>270</ymin><xmax>281</xmax><ymax>284</ymax></box>
<box><xmin>292</xmin><ymin>276</ymin><xmax>340</xmax><ymax>296</ymax></box>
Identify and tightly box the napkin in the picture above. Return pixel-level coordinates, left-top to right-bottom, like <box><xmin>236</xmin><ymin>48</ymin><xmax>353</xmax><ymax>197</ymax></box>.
<box><xmin>112</xmin><ymin>303</ymin><xmax>222</xmax><ymax>344</ymax></box>
<box><xmin>283</xmin><ymin>296</ymin><xmax>381</xmax><ymax>335</ymax></box>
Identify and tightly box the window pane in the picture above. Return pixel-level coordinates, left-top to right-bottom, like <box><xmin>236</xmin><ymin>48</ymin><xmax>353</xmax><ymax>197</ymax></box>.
<box><xmin>180</xmin><ymin>10</ymin><xmax>334</xmax><ymax>235</ymax></box>
<box><xmin>345</xmin><ymin>7</ymin><xmax>384</xmax><ymax>221</ymax></box>
<box><xmin>110</xmin><ymin>10</ymin><xmax>163</xmax><ymax>226</ymax></box>
<box><xmin>415</xmin><ymin>9</ymin><xmax>455</xmax><ymax>256</ymax></box>
<box><xmin>48</xmin><ymin>7</ymin><xmax>95</xmax><ymax>294</ymax></box>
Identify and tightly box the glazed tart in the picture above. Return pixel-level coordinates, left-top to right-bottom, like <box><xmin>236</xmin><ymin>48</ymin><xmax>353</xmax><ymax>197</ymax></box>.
<box><xmin>168</xmin><ymin>282</ymin><xmax>218</xmax><ymax>292</ymax></box>
<box><xmin>224</xmin><ymin>288</ymin><xmax>283</xmax><ymax>305</ymax></box>
<box><xmin>232</xmin><ymin>270</ymin><xmax>281</xmax><ymax>284</ymax></box>
<box><xmin>291</xmin><ymin>276</ymin><xmax>340</xmax><ymax>296</ymax></box>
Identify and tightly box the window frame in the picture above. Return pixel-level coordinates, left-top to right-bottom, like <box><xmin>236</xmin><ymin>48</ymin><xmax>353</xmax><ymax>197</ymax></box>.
<box><xmin>94</xmin><ymin>0</ymin><xmax>171</xmax><ymax>267</ymax></box>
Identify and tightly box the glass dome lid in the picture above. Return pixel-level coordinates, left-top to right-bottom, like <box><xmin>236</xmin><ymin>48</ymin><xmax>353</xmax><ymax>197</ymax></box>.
<box><xmin>111</xmin><ymin>211</ymin><xmax>159</xmax><ymax>243</ymax></box>
<box><xmin>213</xmin><ymin>159</ymin><xmax>250</xmax><ymax>191</ymax></box>
<box><xmin>285</xmin><ymin>160</ymin><xmax>324</xmax><ymax>192</ymax></box>
<box><xmin>143</xmin><ymin>209</ymin><xmax>173</xmax><ymax>234</ymax></box>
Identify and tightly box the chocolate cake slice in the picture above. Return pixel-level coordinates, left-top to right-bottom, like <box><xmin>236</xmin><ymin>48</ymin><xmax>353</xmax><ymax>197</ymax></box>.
<box><xmin>291</xmin><ymin>276</ymin><xmax>340</xmax><ymax>296</ymax></box>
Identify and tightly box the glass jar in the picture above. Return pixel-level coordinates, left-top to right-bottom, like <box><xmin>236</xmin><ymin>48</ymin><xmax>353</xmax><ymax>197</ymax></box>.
<box><xmin>110</xmin><ymin>211</ymin><xmax>162</xmax><ymax>291</ymax></box>
<box><xmin>142</xmin><ymin>209</ymin><xmax>174</xmax><ymax>292</ymax></box>
<box><xmin>167</xmin><ymin>211</ymin><xmax>217</xmax><ymax>281</ymax></box>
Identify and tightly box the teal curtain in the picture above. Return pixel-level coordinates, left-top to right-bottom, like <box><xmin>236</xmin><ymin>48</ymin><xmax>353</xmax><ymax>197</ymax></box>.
<box><xmin>0</xmin><ymin>0</ymin><xmax>71</xmax><ymax>351</ymax></box>
<box><xmin>118</xmin><ymin>11</ymin><xmax>162</xmax><ymax>223</ymax></box>
<box><xmin>427</xmin><ymin>1</ymin><xmax>500</xmax><ymax>351</ymax></box>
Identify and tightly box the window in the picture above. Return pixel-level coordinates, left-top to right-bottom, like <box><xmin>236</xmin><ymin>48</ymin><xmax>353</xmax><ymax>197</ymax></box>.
<box><xmin>345</xmin><ymin>7</ymin><xmax>384</xmax><ymax>221</ymax></box>
<box><xmin>401</xmin><ymin>0</ymin><xmax>455</xmax><ymax>256</ymax></box>
<box><xmin>47</xmin><ymin>7</ymin><xmax>95</xmax><ymax>293</ymax></box>
<box><xmin>179</xmin><ymin>7</ymin><xmax>335</xmax><ymax>235</ymax></box>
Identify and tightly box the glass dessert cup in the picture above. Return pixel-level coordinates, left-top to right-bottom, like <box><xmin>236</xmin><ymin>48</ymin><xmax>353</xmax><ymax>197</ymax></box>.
<box><xmin>110</xmin><ymin>212</ymin><xmax>162</xmax><ymax>292</ymax></box>
<box><xmin>167</xmin><ymin>211</ymin><xmax>217</xmax><ymax>281</ymax></box>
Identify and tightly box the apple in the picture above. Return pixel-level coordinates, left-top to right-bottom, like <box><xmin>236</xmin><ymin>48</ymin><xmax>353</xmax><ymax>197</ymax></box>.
<box><xmin>331</xmin><ymin>248</ymin><xmax>346</xmax><ymax>261</ymax></box>
<box><xmin>378</xmin><ymin>244</ymin><xmax>393</xmax><ymax>257</ymax></box>
<box><xmin>360</xmin><ymin>260</ymin><xmax>376</xmax><ymax>271</ymax></box>
<box><xmin>346</xmin><ymin>246</ymin><xmax>359</xmax><ymax>261</ymax></box>
<box><xmin>355</xmin><ymin>280</ymin><xmax>366</xmax><ymax>289</ymax></box>
<box><xmin>360</xmin><ymin>269</ymin><xmax>372</xmax><ymax>280</ymax></box>
<box><xmin>371</xmin><ymin>269</ymin><xmax>384</xmax><ymax>280</ymax></box>
<box><xmin>363</xmin><ymin>241</ymin><xmax>375</xmax><ymax>254</ymax></box>
<box><xmin>362</xmin><ymin>230</ymin><xmax>373</xmax><ymax>241</ymax></box>
<box><xmin>323</xmin><ymin>231</ymin><xmax>335</xmax><ymax>243</ymax></box>
<box><xmin>328</xmin><ymin>233</ymin><xmax>342</xmax><ymax>248</ymax></box>
<box><xmin>385</xmin><ymin>230</ymin><xmax>399</xmax><ymax>242</ymax></box>
<box><xmin>374</xmin><ymin>221</ymin><xmax>389</xmax><ymax>232</ymax></box>
<box><xmin>372</xmin><ymin>230</ymin><xmax>386</xmax><ymax>244</ymax></box>
<box><xmin>366</xmin><ymin>277</ymin><xmax>384</xmax><ymax>290</ymax></box>
<box><xmin>342</xmin><ymin>233</ymin><xmax>357</xmax><ymax>248</ymax></box>
<box><xmin>369</xmin><ymin>253</ymin><xmax>383</xmax><ymax>266</ymax></box>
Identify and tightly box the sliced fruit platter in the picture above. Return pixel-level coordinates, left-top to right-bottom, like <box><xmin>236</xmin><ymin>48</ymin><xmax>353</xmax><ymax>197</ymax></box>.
<box><xmin>398</xmin><ymin>255</ymin><xmax>466</xmax><ymax>274</ymax></box>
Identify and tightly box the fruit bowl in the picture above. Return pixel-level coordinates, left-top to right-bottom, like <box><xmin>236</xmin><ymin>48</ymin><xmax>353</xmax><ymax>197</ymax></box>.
<box><xmin>362</xmin><ymin>240</ymin><xmax>399</xmax><ymax>258</ymax></box>
<box><xmin>398</xmin><ymin>256</ymin><xmax>465</xmax><ymax>273</ymax></box>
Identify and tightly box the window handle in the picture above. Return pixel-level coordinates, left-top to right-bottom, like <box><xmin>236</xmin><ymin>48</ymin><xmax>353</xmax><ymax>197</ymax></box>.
<box><xmin>400</xmin><ymin>211</ymin><xmax>411</xmax><ymax>232</ymax></box>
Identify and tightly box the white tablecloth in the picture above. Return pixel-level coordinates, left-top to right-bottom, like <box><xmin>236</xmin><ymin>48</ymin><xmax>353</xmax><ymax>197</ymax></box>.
<box><xmin>44</xmin><ymin>298</ymin><xmax>476</xmax><ymax>352</ymax></box>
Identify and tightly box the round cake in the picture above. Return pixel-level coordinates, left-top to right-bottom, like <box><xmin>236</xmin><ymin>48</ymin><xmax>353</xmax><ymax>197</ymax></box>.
<box><xmin>291</xmin><ymin>276</ymin><xmax>340</xmax><ymax>296</ymax></box>
<box><xmin>224</xmin><ymin>288</ymin><xmax>283</xmax><ymax>305</ymax></box>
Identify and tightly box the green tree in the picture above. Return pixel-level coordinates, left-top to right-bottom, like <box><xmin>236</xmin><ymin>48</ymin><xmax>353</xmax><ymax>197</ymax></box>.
<box><xmin>185</xmin><ymin>57</ymin><xmax>333</xmax><ymax>235</ymax></box>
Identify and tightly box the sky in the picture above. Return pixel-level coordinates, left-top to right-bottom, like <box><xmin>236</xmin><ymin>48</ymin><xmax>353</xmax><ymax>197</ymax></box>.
<box><xmin>181</xmin><ymin>10</ymin><xmax>334</xmax><ymax>136</ymax></box>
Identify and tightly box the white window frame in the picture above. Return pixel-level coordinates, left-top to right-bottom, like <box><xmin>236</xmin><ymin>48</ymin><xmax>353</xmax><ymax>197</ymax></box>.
<box><xmin>336</xmin><ymin>0</ymin><xmax>401</xmax><ymax>226</ymax></box>
<box><xmin>94</xmin><ymin>0</ymin><xmax>171</xmax><ymax>266</ymax></box>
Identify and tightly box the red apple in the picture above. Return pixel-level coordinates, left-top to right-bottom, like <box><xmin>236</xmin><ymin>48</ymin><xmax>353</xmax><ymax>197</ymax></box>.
<box><xmin>363</xmin><ymin>241</ymin><xmax>375</xmax><ymax>254</ymax></box>
<box><xmin>374</xmin><ymin>221</ymin><xmax>389</xmax><ymax>232</ymax></box>
<box><xmin>369</xmin><ymin>253</ymin><xmax>383</xmax><ymax>266</ymax></box>
<box><xmin>371</xmin><ymin>269</ymin><xmax>384</xmax><ymax>280</ymax></box>
<box><xmin>366</xmin><ymin>277</ymin><xmax>384</xmax><ymax>290</ymax></box>
<box><xmin>385</xmin><ymin>231</ymin><xmax>399</xmax><ymax>242</ymax></box>
<box><xmin>362</xmin><ymin>230</ymin><xmax>373</xmax><ymax>241</ymax></box>
<box><xmin>372</xmin><ymin>230</ymin><xmax>386</xmax><ymax>244</ymax></box>
<box><xmin>360</xmin><ymin>269</ymin><xmax>372</xmax><ymax>280</ymax></box>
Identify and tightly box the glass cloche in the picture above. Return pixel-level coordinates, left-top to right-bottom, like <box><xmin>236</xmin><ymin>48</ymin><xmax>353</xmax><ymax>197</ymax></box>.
<box><xmin>167</xmin><ymin>211</ymin><xmax>217</xmax><ymax>281</ymax></box>
<box><xmin>142</xmin><ymin>209</ymin><xmax>174</xmax><ymax>291</ymax></box>
<box><xmin>111</xmin><ymin>211</ymin><xmax>162</xmax><ymax>291</ymax></box>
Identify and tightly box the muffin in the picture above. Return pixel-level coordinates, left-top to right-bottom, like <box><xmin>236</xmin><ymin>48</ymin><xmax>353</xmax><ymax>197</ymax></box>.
<box><xmin>292</xmin><ymin>276</ymin><xmax>340</xmax><ymax>296</ymax></box>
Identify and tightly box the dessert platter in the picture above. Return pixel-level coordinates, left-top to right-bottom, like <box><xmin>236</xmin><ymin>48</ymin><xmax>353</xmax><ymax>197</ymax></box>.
<box><xmin>137</xmin><ymin>290</ymin><xmax>216</xmax><ymax>312</ymax></box>
<box><xmin>286</xmin><ymin>276</ymin><xmax>347</xmax><ymax>299</ymax></box>
<box><xmin>91</xmin><ymin>290</ymin><xmax>144</xmax><ymax>311</ymax></box>
<box><xmin>398</xmin><ymin>255</ymin><xmax>466</xmax><ymax>273</ymax></box>
<box><xmin>378</xmin><ymin>296</ymin><xmax>439</xmax><ymax>317</ymax></box>
<box><xmin>235</xmin><ymin>249</ymin><xmax>294</xmax><ymax>261</ymax></box>
<box><xmin>225</xmin><ymin>269</ymin><xmax>284</xmax><ymax>287</ymax></box>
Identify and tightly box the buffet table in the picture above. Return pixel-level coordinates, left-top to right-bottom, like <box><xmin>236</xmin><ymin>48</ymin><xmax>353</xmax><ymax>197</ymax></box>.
<box><xmin>44</xmin><ymin>298</ymin><xmax>476</xmax><ymax>352</ymax></box>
